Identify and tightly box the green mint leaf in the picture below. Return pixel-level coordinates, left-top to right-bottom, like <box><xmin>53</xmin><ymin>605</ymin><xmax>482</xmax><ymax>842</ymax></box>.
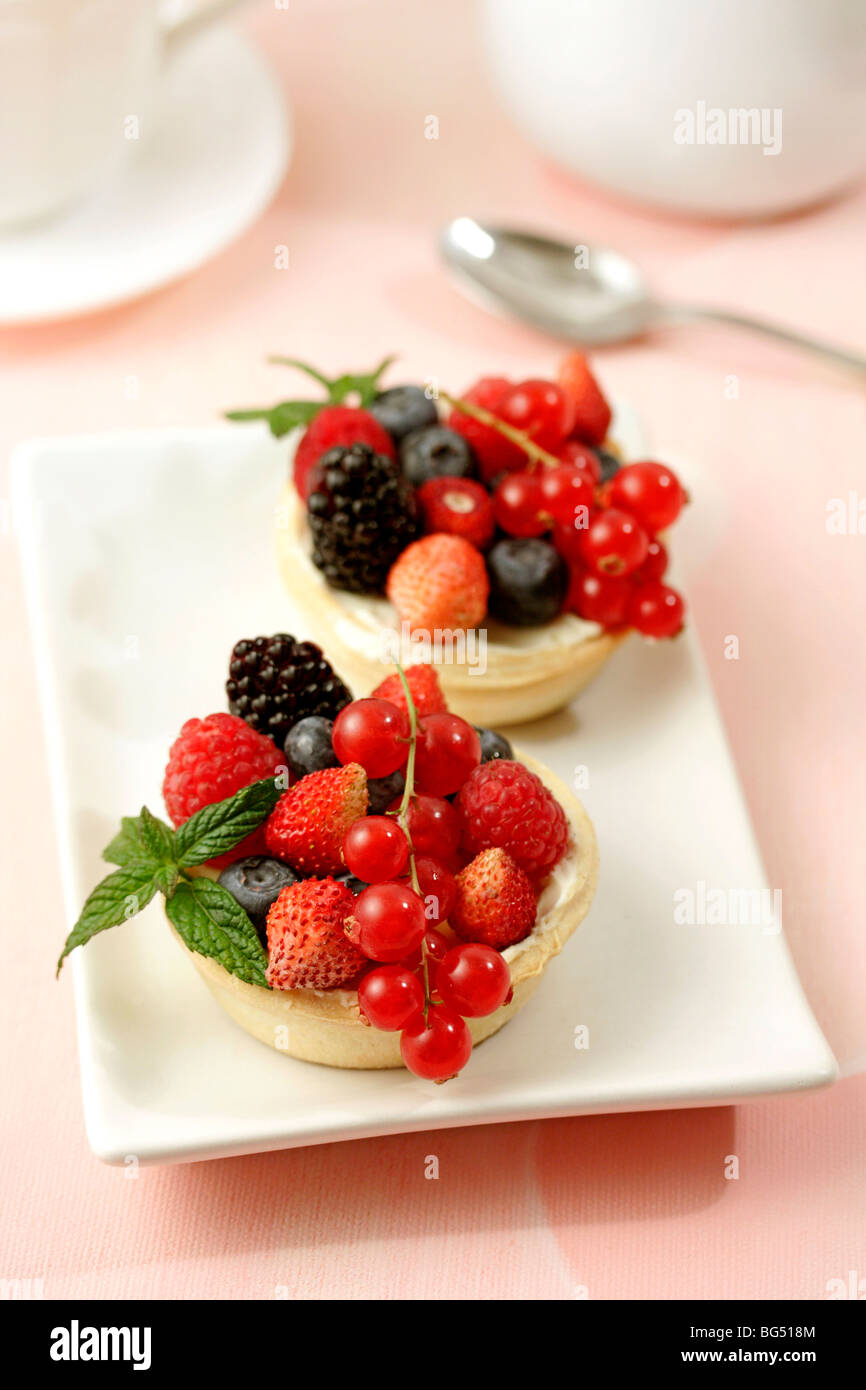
<box><xmin>174</xmin><ymin>777</ymin><xmax>284</xmax><ymax>868</ymax></box>
<box><xmin>165</xmin><ymin>878</ymin><xmax>269</xmax><ymax>988</ymax></box>
<box><xmin>103</xmin><ymin>808</ymin><xmax>175</xmax><ymax>870</ymax></box>
<box><xmin>139</xmin><ymin>807</ymin><xmax>176</xmax><ymax>863</ymax></box>
<box><xmin>57</xmin><ymin>864</ymin><xmax>161</xmax><ymax>975</ymax></box>
<box><xmin>154</xmin><ymin>864</ymin><xmax>180</xmax><ymax>900</ymax></box>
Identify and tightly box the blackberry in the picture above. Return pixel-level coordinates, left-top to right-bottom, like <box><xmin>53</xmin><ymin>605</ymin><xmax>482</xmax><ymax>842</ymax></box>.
<box><xmin>227</xmin><ymin>634</ymin><xmax>351</xmax><ymax>748</ymax></box>
<box><xmin>306</xmin><ymin>443</ymin><xmax>419</xmax><ymax>594</ymax></box>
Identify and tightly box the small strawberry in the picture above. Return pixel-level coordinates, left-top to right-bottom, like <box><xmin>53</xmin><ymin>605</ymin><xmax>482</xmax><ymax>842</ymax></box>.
<box><xmin>265</xmin><ymin>763</ymin><xmax>368</xmax><ymax>875</ymax></box>
<box><xmin>416</xmin><ymin>477</ymin><xmax>495</xmax><ymax>550</ymax></box>
<box><xmin>386</xmin><ymin>534</ymin><xmax>489</xmax><ymax>632</ymax></box>
<box><xmin>293</xmin><ymin>406</ymin><xmax>395</xmax><ymax>498</ymax></box>
<box><xmin>557</xmin><ymin>351</ymin><xmax>612</xmax><ymax>447</ymax></box>
<box><xmin>452</xmin><ymin>848</ymin><xmax>537</xmax><ymax>949</ymax></box>
<box><xmin>266</xmin><ymin>878</ymin><xmax>365</xmax><ymax>990</ymax></box>
<box><xmin>371</xmin><ymin>664</ymin><xmax>448</xmax><ymax>718</ymax></box>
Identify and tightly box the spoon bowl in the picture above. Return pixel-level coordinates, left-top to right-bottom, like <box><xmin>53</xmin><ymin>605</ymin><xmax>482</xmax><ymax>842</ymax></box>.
<box><xmin>440</xmin><ymin>216</ymin><xmax>866</xmax><ymax>376</ymax></box>
<box><xmin>440</xmin><ymin>217</ymin><xmax>654</xmax><ymax>344</ymax></box>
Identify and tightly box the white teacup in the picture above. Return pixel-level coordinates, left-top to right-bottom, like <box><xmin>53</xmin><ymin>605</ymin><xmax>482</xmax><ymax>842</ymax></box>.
<box><xmin>0</xmin><ymin>0</ymin><xmax>241</xmax><ymax>228</ymax></box>
<box><xmin>481</xmin><ymin>0</ymin><xmax>866</xmax><ymax>218</ymax></box>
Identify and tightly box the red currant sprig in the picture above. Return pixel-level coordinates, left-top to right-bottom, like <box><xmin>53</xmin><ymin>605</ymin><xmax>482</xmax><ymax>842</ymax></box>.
<box><xmin>439</xmin><ymin>389</ymin><xmax>563</xmax><ymax>474</ymax></box>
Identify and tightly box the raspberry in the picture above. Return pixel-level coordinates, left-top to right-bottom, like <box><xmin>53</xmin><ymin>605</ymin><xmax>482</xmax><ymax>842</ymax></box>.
<box><xmin>457</xmin><ymin>759</ymin><xmax>569</xmax><ymax>879</ymax></box>
<box><xmin>447</xmin><ymin>377</ymin><xmax>525</xmax><ymax>483</ymax></box>
<box><xmin>293</xmin><ymin>406</ymin><xmax>395</xmax><ymax>499</ymax></box>
<box><xmin>386</xmin><ymin>534</ymin><xmax>489</xmax><ymax>632</ymax></box>
<box><xmin>162</xmin><ymin>713</ymin><xmax>285</xmax><ymax>868</ymax></box>
<box><xmin>557</xmin><ymin>352</ymin><xmax>612</xmax><ymax>447</ymax></box>
<box><xmin>265</xmin><ymin>763</ymin><xmax>368</xmax><ymax>876</ymax></box>
<box><xmin>416</xmin><ymin>477</ymin><xmax>495</xmax><ymax>549</ymax></box>
<box><xmin>266</xmin><ymin>879</ymin><xmax>365</xmax><ymax>990</ymax></box>
<box><xmin>452</xmin><ymin>848</ymin><xmax>537</xmax><ymax>949</ymax></box>
<box><xmin>371</xmin><ymin>664</ymin><xmax>448</xmax><ymax>718</ymax></box>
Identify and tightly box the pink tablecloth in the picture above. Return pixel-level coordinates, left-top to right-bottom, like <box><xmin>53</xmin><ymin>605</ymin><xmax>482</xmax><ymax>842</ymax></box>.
<box><xmin>2</xmin><ymin>0</ymin><xmax>864</xmax><ymax>1300</ymax></box>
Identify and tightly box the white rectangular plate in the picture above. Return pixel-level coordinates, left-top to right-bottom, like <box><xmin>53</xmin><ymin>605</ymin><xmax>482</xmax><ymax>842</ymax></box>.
<box><xmin>13</xmin><ymin>424</ymin><xmax>837</xmax><ymax>1165</ymax></box>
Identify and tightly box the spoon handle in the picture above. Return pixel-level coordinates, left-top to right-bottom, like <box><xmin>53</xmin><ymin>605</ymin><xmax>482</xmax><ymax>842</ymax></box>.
<box><xmin>655</xmin><ymin>303</ymin><xmax>866</xmax><ymax>377</ymax></box>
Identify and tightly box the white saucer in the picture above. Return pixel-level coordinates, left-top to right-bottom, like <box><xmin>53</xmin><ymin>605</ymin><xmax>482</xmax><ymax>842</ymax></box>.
<box><xmin>0</xmin><ymin>24</ymin><xmax>290</xmax><ymax>325</ymax></box>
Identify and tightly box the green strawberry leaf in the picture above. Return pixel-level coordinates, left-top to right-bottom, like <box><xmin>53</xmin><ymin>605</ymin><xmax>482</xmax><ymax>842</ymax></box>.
<box><xmin>165</xmin><ymin>878</ymin><xmax>269</xmax><ymax>988</ymax></box>
<box><xmin>57</xmin><ymin>864</ymin><xmax>162</xmax><ymax>975</ymax></box>
<box><xmin>226</xmin><ymin>355</ymin><xmax>396</xmax><ymax>438</ymax></box>
<box><xmin>225</xmin><ymin>400</ymin><xmax>323</xmax><ymax>439</ymax></box>
<box><xmin>174</xmin><ymin>777</ymin><xmax>284</xmax><ymax>868</ymax></box>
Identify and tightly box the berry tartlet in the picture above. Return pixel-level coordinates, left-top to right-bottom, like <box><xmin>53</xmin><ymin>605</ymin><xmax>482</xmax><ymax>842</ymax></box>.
<box><xmin>59</xmin><ymin>652</ymin><xmax>598</xmax><ymax>1080</ymax></box>
<box><xmin>228</xmin><ymin>353</ymin><xmax>688</xmax><ymax>725</ymax></box>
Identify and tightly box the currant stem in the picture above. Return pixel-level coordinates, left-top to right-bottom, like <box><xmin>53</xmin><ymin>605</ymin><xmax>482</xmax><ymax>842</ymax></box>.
<box><xmin>393</xmin><ymin>663</ymin><xmax>431</xmax><ymax>1017</ymax></box>
<box><xmin>438</xmin><ymin>390</ymin><xmax>562</xmax><ymax>472</ymax></box>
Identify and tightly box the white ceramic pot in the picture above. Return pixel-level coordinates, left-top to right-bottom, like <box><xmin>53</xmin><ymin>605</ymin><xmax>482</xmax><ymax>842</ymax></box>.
<box><xmin>481</xmin><ymin>0</ymin><xmax>866</xmax><ymax>218</ymax></box>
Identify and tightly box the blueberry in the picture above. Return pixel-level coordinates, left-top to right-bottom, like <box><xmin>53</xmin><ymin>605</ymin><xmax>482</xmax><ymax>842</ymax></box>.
<box><xmin>370</xmin><ymin>385</ymin><xmax>438</xmax><ymax>442</ymax></box>
<box><xmin>284</xmin><ymin>715</ymin><xmax>338</xmax><ymax>779</ymax></box>
<box><xmin>218</xmin><ymin>857</ymin><xmax>299</xmax><ymax>941</ymax></box>
<box><xmin>596</xmin><ymin>448</ymin><xmax>621</xmax><ymax>483</ymax></box>
<box><xmin>486</xmin><ymin>538</ymin><xmax>569</xmax><ymax>627</ymax></box>
<box><xmin>335</xmin><ymin>872</ymin><xmax>367</xmax><ymax>896</ymax></box>
<box><xmin>367</xmin><ymin>768</ymin><xmax>405</xmax><ymax>814</ymax></box>
<box><xmin>399</xmin><ymin>426</ymin><xmax>476</xmax><ymax>487</ymax></box>
<box><xmin>475</xmin><ymin>727</ymin><xmax>513</xmax><ymax>763</ymax></box>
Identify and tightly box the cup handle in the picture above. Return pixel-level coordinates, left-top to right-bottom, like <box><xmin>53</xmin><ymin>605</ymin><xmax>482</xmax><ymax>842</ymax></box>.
<box><xmin>161</xmin><ymin>0</ymin><xmax>248</xmax><ymax>46</ymax></box>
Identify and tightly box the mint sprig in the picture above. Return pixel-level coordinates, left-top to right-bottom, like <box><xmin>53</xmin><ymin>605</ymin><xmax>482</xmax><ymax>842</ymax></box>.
<box><xmin>57</xmin><ymin>778</ymin><xmax>283</xmax><ymax>985</ymax></box>
<box><xmin>225</xmin><ymin>354</ymin><xmax>395</xmax><ymax>439</ymax></box>
<box><xmin>165</xmin><ymin>879</ymin><xmax>269</xmax><ymax>989</ymax></box>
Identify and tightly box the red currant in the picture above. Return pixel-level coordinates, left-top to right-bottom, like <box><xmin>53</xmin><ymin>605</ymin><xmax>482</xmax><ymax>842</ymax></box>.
<box><xmin>552</xmin><ymin>520</ymin><xmax>588</xmax><ymax>563</ymax></box>
<box><xmin>389</xmin><ymin>794</ymin><xmax>460</xmax><ymax>860</ymax></box>
<box><xmin>556</xmin><ymin>439</ymin><xmax>602</xmax><ymax>484</ymax></box>
<box><xmin>414</xmin><ymin>857</ymin><xmax>457</xmax><ymax>924</ymax></box>
<box><xmin>492</xmin><ymin>472</ymin><xmax>546</xmax><ymax>538</ymax></box>
<box><xmin>422</xmin><ymin>927</ymin><xmax>450</xmax><ymax>961</ymax></box>
<box><xmin>578</xmin><ymin>508</ymin><xmax>649</xmax><ymax>577</ymax></box>
<box><xmin>567</xmin><ymin>567</ymin><xmax>632</xmax><ymax>626</ymax></box>
<box><xmin>537</xmin><ymin>464</ymin><xmax>594</xmax><ymax>528</ymax></box>
<box><xmin>332</xmin><ymin>698</ymin><xmax>409</xmax><ymax>779</ymax></box>
<box><xmin>436</xmin><ymin>942</ymin><xmax>512</xmax><ymax>1017</ymax></box>
<box><xmin>500</xmin><ymin>379</ymin><xmax>574</xmax><ymax>449</ymax></box>
<box><xmin>358</xmin><ymin>965</ymin><xmax>424</xmax><ymax>1031</ymax></box>
<box><xmin>350</xmin><ymin>883</ymin><xmax>427</xmax><ymax>962</ymax></box>
<box><xmin>447</xmin><ymin>377</ymin><xmax>524</xmax><ymax>483</ymax></box>
<box><xmin>637</xmin><ymin>536</ymin><xmax>668</xmax><ymax>582</ymax></box>
<box><xmin>413</xmin><ymin>714</ymin><xmax>481</xmax><ymax>797</ymax></box>
<box><xmin>627</xmin><ymin>581</ymin><xmax>685</xmax><ymax>638</ymax></box>
<box><xmin>400</xmin><ymin>1004</ymin><xmax>472</xmax><ymax>1081</ymax></box>
<box><xmin>607</xmin><ymin>462</ymin><xmax>684</xmax><ymax>533</ymax></box>
<box><xmin>343</xmin><ymin>815</ymin><xmax>408</xmax><ymax>883</ymax></box>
